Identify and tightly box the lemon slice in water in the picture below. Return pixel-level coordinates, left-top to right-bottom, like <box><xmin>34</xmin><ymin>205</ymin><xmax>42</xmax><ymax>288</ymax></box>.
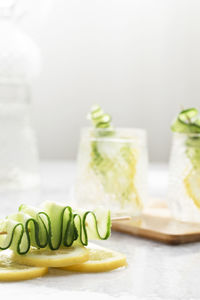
<box><xmin>60</xmin><ymin>243</ymin><xmax>127</xmax><ymax>273</ymax></box>
<box><xmin>0</xmin><ymin>250</ymin><xmax>48</xmax><ymax>281</ymax></box>
<box><xmin>12</xmin><ymin>246</ymin><xmax>89</xmax><ymax>268</ymax></box>
<box><xmin>184</xmin><ymin>169</ymin><xmax>200</xmax><ymax>208</ymax></box>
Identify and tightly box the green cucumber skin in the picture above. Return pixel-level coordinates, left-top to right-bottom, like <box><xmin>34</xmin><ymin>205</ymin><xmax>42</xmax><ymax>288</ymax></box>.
<box><xmin>0</xmin><ymin>203</ymin><xmax>111</xmax><ymax>255</ymax></box>
<box><xmin>171</xmin><ymin>108</ymin><xmax>200</xmax><ymax>169</ymax></box>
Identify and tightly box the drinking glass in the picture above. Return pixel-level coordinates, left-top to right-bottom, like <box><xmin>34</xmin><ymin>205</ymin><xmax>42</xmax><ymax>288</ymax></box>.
<box><xmin>168</xmin><ymin>132</ymin><xmax>200</xmax><ymax>223</ymax></box>
<box><xmin>74</xmin><ymin>127</ymin><xmax>148</xmax><ymax>217</ymax></box>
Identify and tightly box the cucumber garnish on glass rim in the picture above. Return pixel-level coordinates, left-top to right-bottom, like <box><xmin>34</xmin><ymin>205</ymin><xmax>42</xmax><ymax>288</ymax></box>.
<box><xmin>171</xmin><ymin>108</ymin><xmax>200</xmax><ymax>169</ymax></box>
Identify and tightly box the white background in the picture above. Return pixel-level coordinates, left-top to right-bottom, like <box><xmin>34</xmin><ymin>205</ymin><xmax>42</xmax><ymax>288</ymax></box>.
<box><xmin>18</xmin><ymin>0</ymin><xmax>200</xmax><ymax>161</ymax></box>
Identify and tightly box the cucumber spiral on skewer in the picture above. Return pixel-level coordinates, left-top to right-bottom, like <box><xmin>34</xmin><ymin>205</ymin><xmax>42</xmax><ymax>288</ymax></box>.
<box><xmin>0</xmin><ymin>202</ymin><xmax>111</xmax><ymax>255</ymax></box>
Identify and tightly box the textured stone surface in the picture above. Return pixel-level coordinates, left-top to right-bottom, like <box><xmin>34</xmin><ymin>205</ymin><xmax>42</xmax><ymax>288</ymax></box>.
<box><xmin>0</xmin><ymin>161</ymin><xmax>199</xmax><ymax>299</ymax></box>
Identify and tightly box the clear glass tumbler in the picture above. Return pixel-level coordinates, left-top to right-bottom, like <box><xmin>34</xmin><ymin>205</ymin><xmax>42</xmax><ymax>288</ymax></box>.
<box><xmin>74</xmin><ymin>127</ymin><xmax>148</xmax><ymax>217</ymax></box>
<box><xmin>168</xmin><ymin>132</ymin><xmax>200</xmax><ymax>223</ymax></box>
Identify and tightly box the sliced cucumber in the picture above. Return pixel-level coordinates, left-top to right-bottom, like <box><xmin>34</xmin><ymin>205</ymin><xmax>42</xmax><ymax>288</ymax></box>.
<box><xmin>171</xmin><ymin>108</ymin><xmax>200</xmax><ymax>133</ymax></box>
<box><xmin>0</xmin><ymin>202</ymin><xmax>111</xmax><ymax>255</ymax></box>
<box><xmin>88</xmin><ymin>105</ymin><xmax>112</xmax><ymax>129</ymax></box>
<box><xmin>171</xmin><ymin>108</ymin><xmax>200</xmax><ymax>169</ymax></box>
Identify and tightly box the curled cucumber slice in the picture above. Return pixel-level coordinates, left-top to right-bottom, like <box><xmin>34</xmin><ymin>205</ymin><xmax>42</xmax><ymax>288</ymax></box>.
<box><xmin>88</xmin><ymin>105</ymin><xmax>112</xmax><ymax>129</ymax></box>
<box><xmin>0</xmin><ymin>202</ymin><xmax>111</xmax><ymax>255</ymax></box>
<box><xmin>171</xmin><ymin>108</ymin><xmax>200</xmax><ymax>133</ymax></box>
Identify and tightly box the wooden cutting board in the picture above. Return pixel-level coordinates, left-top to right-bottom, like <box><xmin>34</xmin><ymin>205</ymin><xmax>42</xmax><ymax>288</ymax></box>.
<box><xmin>111</xmin><ymin>202</ymin><xmax>200</xmax><ymax>245</ymax></box>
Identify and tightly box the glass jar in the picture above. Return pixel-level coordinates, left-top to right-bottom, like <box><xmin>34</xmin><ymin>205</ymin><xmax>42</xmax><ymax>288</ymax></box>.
<box><xmin>74</xmin><ymin>127</ymin><xmax>148</xmax><ymax>217</ymax></box>
<box><xmin>168</xmin><ymin>132</ymin><xmax>200</xmax><ymax>223</ymax></box>
<box><xmin>0</xmin><ymin>82</ymin><xmax>40</xmax><ymax>190</ymax></box>
<box><xmin>0</xmin><ymin>0</ymin><xmax>41</xmax><ymax>190</ymax></box>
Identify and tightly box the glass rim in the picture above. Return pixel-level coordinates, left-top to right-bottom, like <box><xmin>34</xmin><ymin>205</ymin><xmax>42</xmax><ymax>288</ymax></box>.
<box><xmin>80</xmin><ymin>127</ymin><xmax>147</xmax><ymax>144</ymax></box>
<box><xmin>82</xmin><ymin>126</ymin><xmax>147</xmax><ymax>134</ymax></box>
<box><xmin>172</xmin><ymin>132</ymin><xmax>200</xmax><ymax>137</ymax></box>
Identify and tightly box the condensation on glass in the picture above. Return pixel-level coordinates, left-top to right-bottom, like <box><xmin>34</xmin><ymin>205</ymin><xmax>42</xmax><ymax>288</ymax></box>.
<box><xmin>74</xmin><ymin>127</ymin><xmax>148</xmax><ymax>217</ymax></box>
<box><xmin>168</xmin><ymin>132</ymin><xmax>200</xmax><ymax>223</ymax></box>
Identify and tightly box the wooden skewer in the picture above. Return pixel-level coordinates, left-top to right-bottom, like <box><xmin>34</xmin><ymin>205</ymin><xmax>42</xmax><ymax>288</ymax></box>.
<box><xmin>0</xmin><ymin>230</ymin><xmax>31</xmax><ymax>235</ymax></box>
<box><xmin>0</xmin><ymin>216</ymin><xmax>131</xmax><ymax>235</ymax></box>
<box><xmin>111</xmin><ymin>216</ymin><xmax>131</xmax><ymax>222</ymax></box>
<box><xmin>0</xmin><ymin>231</ymin><xmax>7</xmax><ymax>235</ymax></box>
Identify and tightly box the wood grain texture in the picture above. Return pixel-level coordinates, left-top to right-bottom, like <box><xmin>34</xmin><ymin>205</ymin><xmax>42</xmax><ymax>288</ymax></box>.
<box><xmin>112</xmin><ymin>205</ymin><xmax>200</xmax><ymax>245</ymax></box>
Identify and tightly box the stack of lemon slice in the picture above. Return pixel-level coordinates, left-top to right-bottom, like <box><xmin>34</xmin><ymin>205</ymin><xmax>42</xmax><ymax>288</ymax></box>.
<box><xmin>0</xmin><ymin>201</ymin><xmax>127</xmax><ymax>281</ymax></box>
<box><xmin>0</xmin><ymin>244</ymin><xmax>127</xmax><ymax>281</ymax></box>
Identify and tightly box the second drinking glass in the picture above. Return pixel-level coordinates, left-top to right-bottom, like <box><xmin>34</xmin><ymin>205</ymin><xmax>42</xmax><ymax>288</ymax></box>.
<box><xmin>168</xmin><ymin>108</ymin><xmax>200</xmax><ymax>223</ymax></box>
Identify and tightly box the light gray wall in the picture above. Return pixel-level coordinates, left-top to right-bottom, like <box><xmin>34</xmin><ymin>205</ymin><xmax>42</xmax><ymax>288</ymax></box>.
<box><xmin>20</xmin><ymin>0</ymin><xmax>200</xmax><ymax>162</ymax></box>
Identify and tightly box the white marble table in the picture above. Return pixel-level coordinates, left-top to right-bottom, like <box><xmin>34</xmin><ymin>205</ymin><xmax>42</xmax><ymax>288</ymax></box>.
<box><xmin>0</xmin><ymin>161</ymin><xmax>200</xmax><ymax>300</ymax></box>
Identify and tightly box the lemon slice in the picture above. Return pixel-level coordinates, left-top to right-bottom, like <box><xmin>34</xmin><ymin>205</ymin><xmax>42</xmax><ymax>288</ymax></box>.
<box><xmin>0</xmin><ymin>250</ymin><xmax>48</xmax><ymax>281</ymax></box>
<box><xmin>60</xmin><ymin>243</ymin><xmax>127</xmax><ymax>273</ymax></box>
<box><xmin>184</xmin><ymin>169</ymin><xmax>200</xmax><ymax>208</ymax></box>
<box><xmin>12</xmin><ymin>246</ymin><xmax>89</xmax><ymax>268</ymax></box>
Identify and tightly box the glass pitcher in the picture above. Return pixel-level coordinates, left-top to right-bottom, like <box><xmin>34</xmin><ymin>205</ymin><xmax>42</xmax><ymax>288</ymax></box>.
<box><xmin>0</xmin><ymin>0</ymin><xmax>40</xmax><ymax>189</ymax></box>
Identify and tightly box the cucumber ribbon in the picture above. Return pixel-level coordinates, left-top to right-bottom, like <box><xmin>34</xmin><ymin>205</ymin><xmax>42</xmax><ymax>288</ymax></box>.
<box><xmin>0</xmin><ymin>202</ymin><xmax>111</xmax><ymax>255</ymax></box>
<box><xmin>87</xmin><ymin>105</ymin><xmax>112</xmax><ymax>130</ymax></box>
<box><xmin>171</xmin><ymin>108</ymin><xmax>200</xmax><ymax>134</ymax></box>
<box><xmin>171</xmin><ymin>108</ymin><xmax>200</xmax><ymax>169</ymax></box>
